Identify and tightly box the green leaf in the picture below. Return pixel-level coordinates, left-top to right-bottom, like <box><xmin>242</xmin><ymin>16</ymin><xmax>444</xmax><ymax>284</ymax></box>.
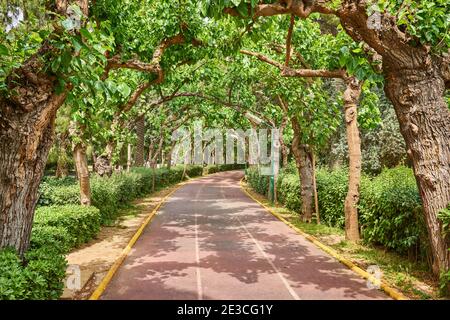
<box><xmin>0</xmin><ymin>44</ymin><xmax>9</xmax><ymax>56</ymax></box>
<box><xmin>117</xmin><ymin>83</ymin><xmax>131</xmax><ymax>97</ymax></box>
<box><xmin>80</xmin><ymin>28</ymin><xmax>92</xmax><ymax>40</ymax></box>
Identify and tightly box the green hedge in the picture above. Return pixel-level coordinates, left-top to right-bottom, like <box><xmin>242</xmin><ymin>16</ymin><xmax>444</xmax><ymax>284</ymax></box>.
<box><xmin>0</xmin><ymin>205</ymin><xmax>101</xmax><ymax>300</ymax></box>
<box><xmin>276</xmin><ymin>171</ymin><xmax>302</xmax><ymax>212</ymax></box>
<box><xmin>0</xmin><ymin>247</ymin><xmax>67</xmax><ymax>300</ymax></box>
<box><xmin>247</xmin><ymin>165</ymin><xmax>427</xmax><ymax>258</ymax></box>
<box><xmin>38</xmin><ymin>165</ymin><xmax>204</xmax><ymax>223</ymax></box>
<box><xmin>37</xmin><ymin>177</ymin><xmax>79</xmax><ymax>206</ymax></box>
<box><xmin>359</xmin><ymin>167</ymin><xmax>426</xmax><ymax>255</ymax></box>
<box><xmin>246</xmin><ymin>166</ymin><xmax>270</xmax><ymax>196</ymax></box>
<box><xmin>34</xmin><ymin>205</ymin><xmax>101</xmax><ymax>248</ymax></box>
<box><xmin>204</xmin><ymin>164</ymin><xmax>246</xmax><ymax>175</ymax></box>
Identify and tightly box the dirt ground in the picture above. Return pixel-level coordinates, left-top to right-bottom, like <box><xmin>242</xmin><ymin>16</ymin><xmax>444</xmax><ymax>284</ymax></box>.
<box><xmin>61</xmin><ymin>185</ymin><xmax>179</xmax><ymax>300</ymax></box>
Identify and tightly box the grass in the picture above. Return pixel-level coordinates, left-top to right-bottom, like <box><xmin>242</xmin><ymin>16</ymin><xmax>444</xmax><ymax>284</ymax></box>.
<box><xmin>242</xmin><ymin>182</ymin><xmax>441</xmax><ymax>300</ymax></box>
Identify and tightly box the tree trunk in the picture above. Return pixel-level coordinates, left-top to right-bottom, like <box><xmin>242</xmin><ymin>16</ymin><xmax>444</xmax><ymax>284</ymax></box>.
<box><xmin>73</xmin><ymin>142</ymin><xmax>91</xmax><ymax>206</ymax></box>
<box><xmin>0</xmin><ymin>0</ymin><xmax>88</xmax><ymax>255</ymax></box>
<box><xmin>294</xmin><ymin>144</ymin><xmax>314</xmax><ymax>222</ymax></box>
<box><xmin>55</xmin><ymin>132</ymin><xmax>69</xmax><ymax>178</ymax></box>
<box><xmin>167</xmin><ymin>141</ymin><xmax>176</xmax><ymax>170</ymax></box>
<box><xmin>312</xmin><ymin>151</ymin><xmax>320</xmax><ymax>224</ymax></box>
<box><xmin>147</xmin><ymin>139</ymin><xmax>155</xmax><ymax>168</ymax></box>
<box><xmin>94</xmin><ymin>141</ymin><xmax>114</xmax><ymax>177</ymax></box>
<box><xmin>0</xmin><ymin>73</ymin><xmax>67</xmax><ymax>256</ymax></box>
<box><xmin>339</xmin><ymin>0</ymin><xmax>450</xmax><ymax>278</ymax></box>
<box><xmin>127</xmin><ymin>143</ymin><xmax>132</xmax><ymax>172</ymax></box>
<box><xmin>385</xmin><ymin>68</ymin><xmax>450</xmax><ymax>276</ymax></box>
<box><xmin>135</xmin><ymin>115</ymin><xmax>145</xmax><ymax>166</ymax></box>
<box><xmin>278</xmin><ymin>96</ymin><xmax>314</xmax><ymax>221</ymax></box>
<box><xmin>343</xmin><ymin>77</ymin><xmax>362</xmax><ymax>241</ymax></box>
<box><xmin>279</xmin><ymin>115</ymin><xmax>289</xmax><ymax>167</ymax></box>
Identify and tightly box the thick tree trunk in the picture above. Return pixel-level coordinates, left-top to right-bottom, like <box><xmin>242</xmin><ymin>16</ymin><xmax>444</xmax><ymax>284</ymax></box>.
<box><xmin>73</xmin><ymin>142</ymin><xmax>91</xmax><ymax>206</ymax></box>
<box><xmin>278</xmin><ymin>96</ymin><xmax>314</xmax><ymax>221</ymax></box>
<box><xmin>339</xmin><ymin>0</ymin><xmax>450</xmax><ymax>278</ymax></box>
<box><xmin>343</xmin><ymin>77</ymin><xmax>362</xmax><ymax>241</ymax></box>
<box><xmin>0</xmin><ymin>73</ymin><xmax>67</xmax><ymax>256</ymax></box>
<box><xmin>135</xmin><ymin>116</ymin><xmax>145</xmax><ymax>166</ymax></box>
<box><xmin>312</xmin><ymin>152</ymin><xmax>320</xmax><ymax>224</ymax></box>
<box><xmin>385</xmin><ymin>68</ymin><xmax>450</xmax><ymax>276</ymax></box>
<box><xmin>0</xmin><ymin>0</ymin><xmax>88</xmax><ymax>255</ymax></box>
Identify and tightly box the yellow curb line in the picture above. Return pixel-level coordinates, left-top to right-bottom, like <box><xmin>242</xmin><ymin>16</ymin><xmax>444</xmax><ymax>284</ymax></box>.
<box><xmin>89</xmin><ymin>179</ymin><xmax>191</xmax><ymax>300</ymax></box>
<box><xmin>239</xmin><ymin>177</ymin><xmax>408</xmax><ymax>301</ymax></box>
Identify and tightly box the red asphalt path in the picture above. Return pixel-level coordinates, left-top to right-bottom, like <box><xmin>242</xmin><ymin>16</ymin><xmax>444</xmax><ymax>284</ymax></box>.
<box><xmin>101</xmin><ymin>170</ymin><xmax>389</xmax><ymax>300</ymax></box>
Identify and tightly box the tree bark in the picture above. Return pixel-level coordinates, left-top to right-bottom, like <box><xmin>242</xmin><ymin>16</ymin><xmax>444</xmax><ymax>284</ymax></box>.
<box><xmin>135</xmin><ymin>115</ymin><xmax>145</xmax><ymax>166</ymax></box>
<box><xmin>127</xmin><ymin>143</ymin><xmax>132</xmax><ymax>172</ymax></box>
<box><xmin>279</xmin><ymin>115</ymin><xmax>289</xmax><ymax>167</ymax></box>
<box><xmin>167</xmin><ymin>140</ymin><xmax>177</xmax><ymax>170</ymax></box>
<box><xmin>0</xmin><ymin>0</ymin><xmax>88</xmax><ymax>255</ymax></box>
<box><xmin>73</xmin><ymin>142</ymin><xmax>91</xmax><ymax>206</ymax></box>
<box><xmin>385</xmin><ymin>69</ymin><xmax>450</xmax><ymax>276</ymax></box>
<box><xmin>294</xmin><ymin>144</ymin><xmax>314</xmax><ymax>222</ymax></box>
<box><xmin>55</xmin><ymin>131</ymin><xmax>69</xmax><ymax>178</ymax></box>
<box><xmin>94</xmin><ymin>141</ymin><xmax>114</xmax><ymax>177</ymax></box>
<box><xmin>278</xmin><ymin>96</ymin><xmax>314</xmax><ymax>221</ymax></box>
<box><xmin>0</xmin><ymin>66</ymin><xmax>67</xmax><ymax>256</ymax></box>
<box><xmin>290</xmin><ymin>143</ymin><xmax>315</xmax><ymax>222</ymax></box>
<box><xmin>343</xmin><ymin>77</ymin><xmax>362</xmax><ymax>241</ymax></box>
<box><xmin>312</xmin><ymin>151</ymin><xmax>320</xmax><ymax>224</ymax></box>
<box><xmin>338</xmin><ymin>0</ymin><xmax>450</xmax><ymax>277</ymax></box>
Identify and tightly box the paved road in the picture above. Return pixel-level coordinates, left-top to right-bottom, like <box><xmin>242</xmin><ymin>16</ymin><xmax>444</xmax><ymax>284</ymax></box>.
<box><xmin>101</xmin><ymin>170</ymin><xmax>388</xmax><ymax>300</ymax></box>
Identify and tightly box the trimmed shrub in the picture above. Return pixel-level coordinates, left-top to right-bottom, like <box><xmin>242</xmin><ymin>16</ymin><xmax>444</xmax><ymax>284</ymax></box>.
<box><xmin>315</xmin><ymin>168</ymin><xmax>351</xmax><ymax>228</ymax></box>
<box><xmin>37</xmin><ymin>176</ymin><xmax>79</xmax><ymax>206</ymax></box>
<box><xmin>276</xmin><ymin>171</ymin><xmax>302</xmax><ymax>212</ymax></box>
<box><xmin>34</xmin><ymin>205</ymin><xmax>101</xmax><ymax>248</ymax></box>
<box><xmin>359</xmin><ymin>166</ymin><xmax>426</xmax><ymax>255</ymax></box>
<box><xmin>246</xmin><ymin>166</ymin><xmax>270</xmax><ymax>196</ymax></box>
<box><xmin>0</xmin><ymin>247</ymin><xmax>67</xmax><ymax>300</ymax></box>
<box><xmin>204</xmin><ymin>164</ymin><xmax>246</xmax><ymax>175</ymax></box>
<box><xmin>29</xmin><ymin>225</ymin><xmax>71</xmax><ymax>255</ymax></box>
<box><xmin>247</xmin><ymin>164</ymin><xmax>427</xmax><ymax>259</ymax></box>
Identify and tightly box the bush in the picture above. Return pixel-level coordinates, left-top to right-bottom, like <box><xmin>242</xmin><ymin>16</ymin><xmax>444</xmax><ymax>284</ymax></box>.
<box><xmin>0</xmin><ymin>247</ymin><xmax>67</xmax><ymax>300</ymax></box>
<box><xmin>315</xmin><ymin>168</ymin><xmax>351</xmax><ymax>228</ymax></box>
<box><xmin>246</xmin><ymin>166</ymin><xmax>270</xmax><ymax>196</ymax></box>
<box><xmin>29</xmin><ymin>225</ymin><xmax>71</xmax><ymax>255</ymax></box>
<box><xmin>247</xmin><ymin>164</ymin><xmax>427</xmax><ymax>259</ymax></box>
<box><xmin>277</xmin><ymin>171</ymin><xmax>302</xmax><ymax>212</ymax></box>
<box><xmin>359</xmin><ymin>166</ymin><xmax>426</xmax><ymax>255</ymax></box>
<box><xmin>34</xmin><ymin>205</ymin><xmax>101</xmax><ymax>248</ymax></box>
<box><xmin>38</xmin><ymin>166</ymin><xmax>206</xmax><ymax>223</ymax></box>
<box><xmin>37</xmin><ymin>176</ymin><xmax>79</xmax><ymax>206</ymax></box>
<box><xmin>204</xmin><ymin>164</ymin><xmax>246</xmax><ymax>175</ymax></box>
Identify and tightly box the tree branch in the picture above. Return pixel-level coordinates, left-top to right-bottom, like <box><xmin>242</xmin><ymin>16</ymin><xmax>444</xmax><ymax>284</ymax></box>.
<box><xmin>241</xmin><ymin>49</ymin><xmax>346</xmax><ymax>79</ymax></box>
<box><xmin>224</xmin><ymin>1</ymin><xmax>337</xmax><ymax>19</ymax></box>
<box><xmin>102</xmin><ymin>33</ymin><xmax>188</xmax><ymax>80</ymax></box>
<box><xmin>285</xmin><ymin>14</ymin><xmax>295</xmax><ymax>66</ymax></box>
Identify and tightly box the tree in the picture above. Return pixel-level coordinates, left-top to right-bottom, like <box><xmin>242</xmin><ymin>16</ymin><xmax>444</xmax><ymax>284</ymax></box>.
<box><xmin>0</xmin><ymin>0</ymin><xmax>229</xmax><ymax>255</ymax></box>
<box><xmin>209</xmin><ymin>0</ymin><xmax>450</xmax><ymax>279</ymax></box>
